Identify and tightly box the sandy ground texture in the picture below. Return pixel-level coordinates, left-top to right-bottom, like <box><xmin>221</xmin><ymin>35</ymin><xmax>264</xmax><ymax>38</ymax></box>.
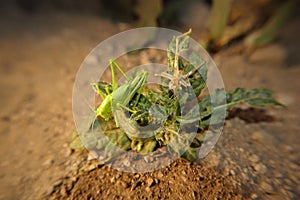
<box><xmin>0</xmin><ymin>7</ymin><xmax>299</xmax><ymax>200</ymax></box>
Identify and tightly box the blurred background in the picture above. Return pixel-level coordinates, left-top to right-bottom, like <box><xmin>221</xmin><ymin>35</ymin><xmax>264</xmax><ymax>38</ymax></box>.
<box><xmin>0</xmin><ymin>0</ymin><xmax>299</xmax><ymax>199</ymax></box>
<box><xmin>1</xmin><ymin>0</ymin><xmax>299</xmax><ymax>48</ymax></box>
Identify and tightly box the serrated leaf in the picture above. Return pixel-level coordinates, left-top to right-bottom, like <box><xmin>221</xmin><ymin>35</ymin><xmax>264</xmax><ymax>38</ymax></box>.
<box><xmin>185</xmin><ymin>54</ymin><xmax>208</xmax><ymax>97</ymax></box>
<box><xmin>188</xmin><ymin>53</ymin><xmax>203</xmax><ymax>68</ymax></box>
<box><xmin>245</xmin><ymin>98</ymin><xmax>283</xmax><ymax>107</ymax></box>
<box><xmin>230</xmin><ymin>88</ymin><xmax>283</xmax><ymax>108</ymax></box>
<box><xmin>168</xmin><ymin>34</ymin><xmax>190</xmax><ymax>54</ymax></box>
<box><xmin>197</xmin><ymin>88</ymin><xmax>282</xmax><ymax>130</ymax></box>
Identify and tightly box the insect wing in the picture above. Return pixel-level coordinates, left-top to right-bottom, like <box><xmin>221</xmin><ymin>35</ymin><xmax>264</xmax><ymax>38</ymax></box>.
<box><xmin>112</xmin><ymin>71</ymin><xmax>148</xmax><ymax>126</ymax></box>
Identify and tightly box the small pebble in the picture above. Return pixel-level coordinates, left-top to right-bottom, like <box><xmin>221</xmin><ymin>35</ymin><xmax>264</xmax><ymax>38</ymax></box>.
<box><xmin>254</xmin><ymin>163</ymin><xmax>267</xmax><ymax>174</ymax></box>
<box><xmin>60</xmin><ymin>186</ymin><xmax>68</xmax><ymax>197</ymax></box>
<box><xmin>123</xmin><ymin>159</ymin><xmax>131</xmax><ymax>167</ymax></box>
<box><xmin>42</xmin><ymin>157</ymin><xmax>54</xmax><ymax>167</ymax></box>
<box><xmin>251</xmin><ymin>131</ymin><xmax>266</xmax><ymax>143</ymax></box>
<box><xmin>275</xmin><ymin>173</ymin><xmax>284</xmax><ymax>178</ymax></box>
<box><xmin>64</xmin><ymin>148</ymin><xmax>73</xmax><ymax>157</ymax></box>
<box><xmin>229</xmin><ymin>169</ymin><xmax>236</xmax><ymax>176</ymax></box>
<box><xmin>45</xmin><ymin>186</ymin><xmax>55</xmax><ymax>196</ymax></box>
<box><xmin>223</xmin><ymin>167</ymin><xmax>230</xmax><ymax>175</ymax></box>
<box><xmin>157</xmin><ymin>171</ymin><xmax>164</xmax><ymax>178</ymax></box>
<box><xmin>288</xmin><ymin>162</ymin><xmax>300</xmax><ymax>170</ymax></box>
<box><xmin>250</xmin><ymin>193</ymin><xmax>258</xmax><ymax>199</ymax></box>
<box><xmin>249</xmin><ymin>154</ymin><xmax>260</xmax><ymax>163</ymax></box>
<box><xmin>260</xmin><ymin>182</ymin><xmax>273</xmax><ymax>194</ymax></box>
<box><xmin>146</xmin><ymin>178</ymin><xmax>154</xmax><ymax>187</ymax></box>
<box><xmin>119</xmin><ymin>181</ymin><xmax>129</xmax><ymax>188</ymax></box>
<box><xmin>53</xmin><ymin>180</ymin><xmax>63</xmax><ymax>187</ymax></box>
<box><xmin>290</xmin><ymin>175</ymin><xmax>299</xmax><ymax>184</ymax></box>
<box><xmin>115</xmin><ymin>173</ymin><xmax>121</xmax><ymax>179</ymax></box>
<box><xmin>144</xmin><ymin>156</ymin><xmax>154</xmax><ymax>163</ymax></box>
<box><xmin>181</xmin><ymin>176</ymin><xmax>187</xmax><ymax>182</ymax></box>
<box><xmin>134</xmin><ymin>174</ymin><xmax>140</xmax><ymax>179</ymax></box>
<box><xmin>70</xmin><ymin>176</ymin><xmax>77</xmax><ymax>183</ymax></box>
<box><xmin>242</xmin><ymin>173</ymin><xmax>249</xmax><ymax>180</ymax></box>
<box><xmin>87</xmin><ymin>151</ymin><xmax>98</xmax><ymax>161</ymax></box>
<box><xmin>81</xmin><ymin>162</ymin><xmax>99</xmax><ymax>172</ymax></box>
<box><xmin>243</xmin><ymin>168</ymin><xmax>248</xmax><ymax>173</ymax></box>
<box><xmin>110</xmin><ymin>177</ymin><xmax>115</xmax><ymax>183</ymax></box>
<box><xmin>130</xmin><ymin>181</ymin><xmax>142</xmax><ymax>191</ymax></box>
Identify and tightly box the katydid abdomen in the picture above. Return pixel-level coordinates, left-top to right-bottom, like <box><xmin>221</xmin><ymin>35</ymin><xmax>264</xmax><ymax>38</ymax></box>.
<box><xmin>96</xmin><ymin>95</ymin><xmax>112</xmax><ymax>121</ymax></box>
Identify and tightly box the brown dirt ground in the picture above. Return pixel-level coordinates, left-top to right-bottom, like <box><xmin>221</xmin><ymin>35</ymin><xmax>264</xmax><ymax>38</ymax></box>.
<box><xmin>0</xmin><ymin>6</ymin><xmax>299</xmax><ymax>200</ymax></box>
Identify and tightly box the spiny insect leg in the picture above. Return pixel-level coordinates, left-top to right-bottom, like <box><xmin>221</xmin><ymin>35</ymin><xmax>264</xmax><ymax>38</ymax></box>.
<box><xmin>183</xmin><ymin>60</ymin><xmax>206</xmax><ymax>78</ymax></box>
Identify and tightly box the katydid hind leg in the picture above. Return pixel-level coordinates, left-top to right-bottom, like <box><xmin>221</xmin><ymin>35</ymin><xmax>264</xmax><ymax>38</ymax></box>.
<box><xmin>111</xmin><ymin>60</ymin><xmax>130</xmax><ymax>81</ymax></box>
<box><xmin>109</xmin><ymin>60</ymin><xmax>118</xmax><ymax>90</ymax></box>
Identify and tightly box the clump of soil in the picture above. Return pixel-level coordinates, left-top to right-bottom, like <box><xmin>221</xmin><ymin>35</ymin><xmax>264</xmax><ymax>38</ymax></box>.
<box><xmin>51</xmin><ymin>160</ymin><xmax>241</xmax><ymax>199</ymax></box>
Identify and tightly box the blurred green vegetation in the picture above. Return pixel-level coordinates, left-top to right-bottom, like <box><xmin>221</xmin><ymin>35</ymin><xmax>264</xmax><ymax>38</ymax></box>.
<box><xmin>206</xmin><ymin>0</ymin><xmax>298</xmax><ymax>50</ymax></box>
<box><xmin>209</xmin><ymin>0</ymin><xmax>233</xmax><ymax>40</ymax></box>
<box><xmin>129</xmin><ymin>0</ymin><xmax>298</xmax><ymax>50</ymax></box>
<box><xmin>244</xmin><ymin>0</ymin><xmax>298</xmax><ymax>47</ymax></box>
<box><xmin>12</xmin><ymin>0</ymin><xmax>299</xmax><ymax>50</ymax></box>
<box><xmin>134</xmin><ymin>0</ymin><xmax>162</xmax><ymax>26</ymax></box>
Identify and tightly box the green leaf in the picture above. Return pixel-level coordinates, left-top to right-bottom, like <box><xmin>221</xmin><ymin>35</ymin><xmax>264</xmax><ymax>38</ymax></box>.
<box><xmin>230</xmin><ymin>88</ymin><xmax>283</xmax><ymax>107</ymax></box>
<box><xmin>70</xmin><ymin>130</ymin><xmax>85</xmax><ymax>150</ymax></box>
<box><xmin>245</xmin><ymin>98</ymin><xmax>283</xmax><ymax>107</ymax></box>
<box><xmin>105</xmin><ymin>129</ymin><xmax>131</xmax><ymax>151</ymax></box>
<box><xmin>181</xmin><ymin>147</ymin><xmax>198</xmax><ymax>162</ymax></box>
<box><xmin>188</xmin><ymin>52</ymin><xmax>203</xmax><ymax>68</ymax></box>
<box><xmin>167</xmin><ymin>30</ymin><xmax>191</xmax><ymax>68</ymax></box>
<box><xmin>138</xmin><ymin>139</ymin><xmax>157</xmax><ymax>154</ymax></box>
<box><xmin>197</xmin><ymin>88</ymin><xmax>283</xmax><ymax>130</ymax></box>
<box><xmin>185</xmin><ymin>53</ymin><xmax>208</xmax><ymax>97</ymax></box>
<box><xmin>70</xmin><ymin>112</ymin><xmax>98</xmax><ymax>150</ymax></box>
<box><xmin>168</xmin><ymin>34</ymin><xmax>190</xmax><ymax>54</ymax></box>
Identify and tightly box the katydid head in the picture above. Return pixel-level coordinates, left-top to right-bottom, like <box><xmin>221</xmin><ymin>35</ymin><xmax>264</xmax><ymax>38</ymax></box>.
<box><xmin>91</xmin><ymin>81</ymin><xmax>112</xmax><ymax>99</ymax></box>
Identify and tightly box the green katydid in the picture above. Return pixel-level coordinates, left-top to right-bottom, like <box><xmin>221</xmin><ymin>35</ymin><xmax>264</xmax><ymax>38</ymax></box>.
<box><xmin>92</xmin><ymin>59</ymin><xmax>148</xmax><ymax>127</ymax></box>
